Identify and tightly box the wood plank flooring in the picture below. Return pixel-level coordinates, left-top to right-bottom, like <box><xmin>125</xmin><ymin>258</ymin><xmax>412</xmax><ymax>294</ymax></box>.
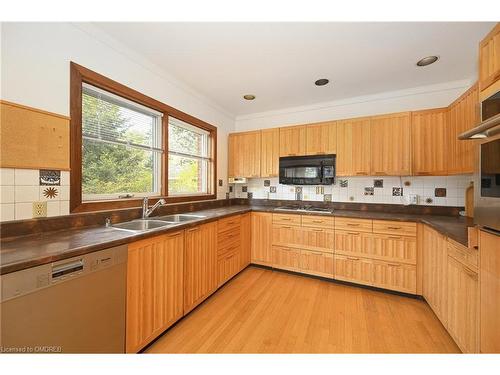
<box><xmin>146</xmin><ymin>266</ymin><xmax>460</xmax><ymax>353</ymax></box>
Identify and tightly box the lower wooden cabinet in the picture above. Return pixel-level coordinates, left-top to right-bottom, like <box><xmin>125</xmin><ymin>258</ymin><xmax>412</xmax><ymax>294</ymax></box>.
<box><xmin>251</xmin><ymin>212</ymin><xmax>273</xmax><ymax>265</ymax></box>
<box><xmin>447</xmin><ymin>255</ymin><xmax>479</xmax><ymax>353</ymax></box>
<box><xmin>372</xmin><ymin>260</ymin><xmax>417</xmax><ymax>294</ymax></box>
<box><xmin>299</xmin><ymin>250</ymin><xmax>334</xmax><ymax>278</ymax></box>
<box><xmin>184</xmin><ymin>222</ymin><xmax>218</xmax><ymax>314</ymax></box>
<box><xmin>272</xmin><ymin>245</ymin><xmax>300</xmax><ymax>272</ymax></box>
<box><xmin>218</xmin><ymin>248</ymin><xmax>241</xmax><ymax>286</ymax></box>
<box><xmin>126</xmin><ymin>231</ymin><xmax>184</xmax><ymax>353</ymax></box>
<box><xmin>334</xmin><ymin>254</ymin><xmax>373</xmax><ymax>286</ymax></box>
<box><xmin>240</xmin><ymin>213</ymin><xmax>251</xmax><ymax>268</ymax></box>
<box><xmin>334</xmin><ymin>230</ymin><xmax>372</xmax><ymax>258</ymax></box>
<box><xmin>371</xmin><ymin>234</ymin><xmax>417</xmax><ymax>265</ymax></box>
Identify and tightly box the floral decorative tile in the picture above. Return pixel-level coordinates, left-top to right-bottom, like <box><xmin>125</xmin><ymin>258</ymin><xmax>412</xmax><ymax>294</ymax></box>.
<box><xmin>364</xmin><ymin>187</ymin><xmax>374</xmax><ymax>196</ymax></box>
<box><xmin>270</xmin><ymin>186</ymin><xmax>277</xmax><ymax>193</ymax></box>
<box><xmin>392</xmin><ymin>187</ymin><xmax>403</xmax><ymax>196</ymax></box>
<box><xmin>247</xmin><ymin>192</ymin><xmax>253</xmax><ymax>199</ymax></box>
<box><xmin>43</xmin><ymin>187</ymin><xmax>59</xmax><ymax>199</ymax></box>
<box><xmin>295</xmin><ymin>186</ymin><xmax>302</xmax><ymax>193</ymax></box>
<box><xmin>264</xmin><ymin>180</ymin><xmax>271</xmax><ymax>187</ymax></box>
<box><xmin>374</xmin><ymin>179</ymin><xmax>384</xmax><ymax>188</ymax></box>
<box><xmin>242</xmin><ymin>186</ymin><xmax>248</xmax><ymax>192</ymax></box>
<box><xmin>323</xmin><ymin>194</ymin><xmax>332</xmax><ymax>202</ymax></box>
<box><xmin>339</xmin><ymin>179</ymin><xmax>348</xmax><ymax>188</ymax></box>
<box><xmin>39</xmin><ymin>170</ymin><xmax>60</xmax><ymax>186</ymax></box>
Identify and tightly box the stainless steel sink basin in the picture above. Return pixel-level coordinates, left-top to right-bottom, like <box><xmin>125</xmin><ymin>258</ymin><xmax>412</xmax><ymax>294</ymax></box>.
<box><xmin>149</xmin><ymin>214</ymin><xmax>206</xmax><ymax>223</ymax></box>
<box><xmin>111</xmin><ymin>219</ymin><xmax>173</xmax><ymax>233</ymax></box>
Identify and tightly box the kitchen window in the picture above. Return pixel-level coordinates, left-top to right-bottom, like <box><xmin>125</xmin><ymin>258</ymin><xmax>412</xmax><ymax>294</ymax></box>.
<box><xmin>70</xmin><ymin>62</ymin><xmax>217</xmax><ymax>212</ymax></box>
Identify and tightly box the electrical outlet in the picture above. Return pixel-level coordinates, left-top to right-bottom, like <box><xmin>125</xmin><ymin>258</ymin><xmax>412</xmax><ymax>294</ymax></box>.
<box><xmin>409</xmin><ymin>194</ymin><xmax>418</xmax><ymax>205</ymax></box>
<box><xmin>32</xmin><ymin>201</ymin><xmax>47</xmax><ymax>218</ymax></box>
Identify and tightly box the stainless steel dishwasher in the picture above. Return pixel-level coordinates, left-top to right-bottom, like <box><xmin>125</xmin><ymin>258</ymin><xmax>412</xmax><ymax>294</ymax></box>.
<box><xmin>0</xmin><ymin>245</ymin><xmax>127</xmax><ymax>353</ymax></box>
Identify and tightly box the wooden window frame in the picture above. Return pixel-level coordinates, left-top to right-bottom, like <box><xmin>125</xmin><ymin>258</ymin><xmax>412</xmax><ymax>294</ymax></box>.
<box><xmin>70</xmin><ymin>62</ymin><xmax>217</xmax><ymax>213</ymax></box>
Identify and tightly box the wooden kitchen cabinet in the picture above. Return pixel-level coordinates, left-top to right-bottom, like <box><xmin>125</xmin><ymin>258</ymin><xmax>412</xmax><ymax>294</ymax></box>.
<box><xmin>251</xmin><ymin>212</ymin><xmax>273</xmax><ymax>266</ymax></box>
<box><xmin>334</xmin><ymin>254</ymin><xmax>373</xmax><ymax>287</ymax></box>
<box><xmin>305</xmin><ymin>121</ymin><xmax>337</xmax><ymax>155</ymax></box>
<box><xmin>299</xmin><ymin>250</ymin><xmax>334</xmax><ymax>278</ymax></box>
<box><xmin>240</xmin><ymin>213</ymin><xmax>251</xmax><ymax>268</ymax></box>
<box><xmin>479</xmin><ymin>23</ymin><xmax>500</xmax><ymax>93</ymax></box>
<box><xmin>261</xmin><ymin>128</ymin><xmax>280</xmax><ymax>177</ymax></box>
<box><xmin>228</xmin><ymin>130</ymin><xmax>261</xmax><ymax>178</ymax></box>
<box><xmin>272</xmin><ymin>246</ymin><xmax>300</xmax><ymax>272</ymax></box>
<box><xmin>422</xmin><ymin>225</ymin><xmax>448</xmax><ymax>326</ymax></box>
<box><xmin>126</xmin><ymin>231</ymin><xmax>184</xmax><ymax>353</ymax></box>
<box><xmin>372</xmin><ymin>260</ymin><xmax>417</xmax><ymax>294</ymax></box>
<box><xmin>370</xmin><ymin>112</ymin><xmax>411</xmax><ymax>176</ymax></box>
<box><xmin>184</xmin><ymin>222</ymin><xmax>218</xmax><ymax>314</ymax></box>
<box><xmin>446</xmin><ymin>83</ymin><xmax>479</xmax><ymax>175</ymax></box>
<box><xmin>217</xmin><ymin>247</ymin><xmax>241</xmax><ymax>286</ymax></box>
<box><xmin>447</xmin><ymin>254</ymin><xmax>479</xmax><ymax>353</ymax></box>
<box><xmin>279</xmin><ymin>125</ymin><xmax>306</xmax><ymax>157</ymax></box>
<box><xmin>217</xmin><ymin>215</ymin><xmax>242</xmax><ymax>286</ymax></box>
<box><xmin>371</xmin><ymin>234</ymin><xmax>417</xmax><ymax>265</ymax></box>
<box><xmin>301</xmin><ymin>227</ymin><xmax>334</xmax><ymax>253</ymax></box>
<box><xmin>336</xmin><ymin>117</ymin><xmax>371</xmax><ymax>176</ymax></box>
<box><xmin>411</xmin><ymin>108</ymin><xmax>448</xmax><ymax>175</ymax></box>
<box><xmin>272</xmin><ymin>224</ymin><xmax>303</xmax><ymax>248</ymax></box>
<box><xmin>334</xmin><ymin>230</ymin><xmax>373</xmax><ymax>258</ymax></box>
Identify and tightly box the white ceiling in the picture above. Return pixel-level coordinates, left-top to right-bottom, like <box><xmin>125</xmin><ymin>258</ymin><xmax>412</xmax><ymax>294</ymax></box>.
<box><xmin>93</xmin><ymin>22</ymin><xmax>495</xmax><ymax>117</ymax></box>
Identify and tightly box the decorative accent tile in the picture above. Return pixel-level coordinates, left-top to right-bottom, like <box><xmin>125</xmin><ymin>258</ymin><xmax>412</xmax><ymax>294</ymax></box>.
<box><xmin>364</xmin><ymin>187</ymin><xmax>374</xmax><ymax>196</ymax></box>
<box><xmin>229</xmin><ymin>186</ymin><xmax>233</xmax><ymax>193</ymax></box>
<box><xmin>295</xmin><ymin>186</ymin><xmax>302</xmax><ymax>193</ymax></box>
<box><xmin>247</xmin><ymin>192</ymin><xmax>253</xmax><ymax>199</ymax></box>
<box><xmin>374</xmin><ymin>179</ymin><xmax>384</xmax><ymax>188</ymax></box>
<box><xmin>425</xmin><ymin>197</ymin><xmax>433</xmax><ymax>204</ymax></box>
<box><xmin>225</xmin><ymin>192</ymin><xmax>230</xmax><ymax>199</ymax></box>
<box><xmin>316</xmin><ymin>186</ymin><xmax>324</xmax><ymax>194</ymax></box>
<box><xmin>39</xmin><ymin>170</ymin><xmax>61</xmax><ymax>186</ymax></box>
<box><xmin>324</xmin><ymin>194</ymin><xmax>332</xmax><ymax>202</ymax></box>
<box><xmin>349</xmin><ymin>196</ymin><xmax>355</xmax><ymax>201</ymax></box>
<box><xmin>392</xmin><ymin>187</ymin><xmax>403</xmax><ymax>196</ymax></box>
<box><xmin>270</xmin><ymin>186</ymin><xmax>277</xmax><ymax>193</ymax></box>
<box><xmin>42</xmin><ymin>187</ymin><xmax>59</xmax><ymax>199</ymax></box>
<box><xmin>435</xmin><ymin>188</ymin><xmax>447</xmax><ymax>197</ymax></box>
<box><xmin>404</xmin><ymin>180</ymin><xmax>411</xmax><ymax>186</ymax></box>
<box><xmin>242</xmin><ymin>186</ymin><xmax>247</xmax><ymax>193</ymax></box>
<box><xmin>218</xmin><ymin>179</ymin><xmax>223</xmax><ymax>187</ymax></box>
<box><xmin>339</xmin><ymin>179</ymin><xmax>348</xmax><ymax>188</ymax></box>
<box><xmin>32</xmin><ymin>201</ymin><xmax>47</xmax><ymax>218</ymax></box>
<box><xmin>264</xmin><ymin>180</ymin><xmax>270</xmax><ymax>187</ymax></box>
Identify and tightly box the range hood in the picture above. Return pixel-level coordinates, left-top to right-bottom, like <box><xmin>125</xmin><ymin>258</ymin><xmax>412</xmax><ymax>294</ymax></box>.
<box><xmin>458</xmin><ymin>113</ymin><xmax>500</xmax><ymax>140</ymax></box>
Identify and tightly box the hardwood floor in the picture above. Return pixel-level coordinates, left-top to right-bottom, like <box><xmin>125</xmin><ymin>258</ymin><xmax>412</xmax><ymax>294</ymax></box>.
<box><xmin>146</xmin><ymin>266</ymin><xmax>460</xmax><ymax>353</ymax></box>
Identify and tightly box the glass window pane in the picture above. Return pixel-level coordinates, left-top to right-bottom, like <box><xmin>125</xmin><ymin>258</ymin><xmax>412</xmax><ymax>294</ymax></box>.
<box><xmin>168</xmin><ymin>154</ymin><xmax>208</xmax><ymax>195</ymax></box>
<box><xmin>168</xmin><ymin>117</ymin><xmax>209</xmax><ymax>157</ymax></box>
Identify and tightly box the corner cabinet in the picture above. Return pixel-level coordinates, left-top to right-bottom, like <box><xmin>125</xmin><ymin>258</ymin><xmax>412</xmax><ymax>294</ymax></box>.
<box><xmin>228</xmin><ymin>131</ymin><xmax>261</xmax><ymax>178</ymax></box>
<box><xmin>411</xmin><ymin>108</ymin><xmax>448</xmax><ymax>175</ymax></box>
<box><xmin>126</xmin><ymin>231</ymin><xmax>184</xmax><ymax>353</ymax></box>
<box><xmin>370</xmin><ymin>112</ymin><xmax>411</xmax><ymax>176</ymax></box>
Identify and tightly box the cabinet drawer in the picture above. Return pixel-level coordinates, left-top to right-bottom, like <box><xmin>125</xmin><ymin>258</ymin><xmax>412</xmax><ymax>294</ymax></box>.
<box><xmin>334</xmin><ymin>254</ymin><xmax>373</xmax><ymax>286</ymax></box>
<box><xmin>372</xmin><ymin>220</ymin><xmax>416</xmax><ymax>237</ymax></box>
<box><xmin>272</xmin><ymin>224</ymin><xmax>303</xmax><ymax>248</ymax></box>
<box><xmin>301</xmin><ymin>215</ymin><xmax>334</xmax><ymax>229</ymax></box>
<box><xmin>299</xmin><ymin>250</ymin><xmax>334</xmax><ymax>278</ymax></box>
<box><xmin>272</xmin><ymin>246</ymin><xmax>300</xmax><ymax>272</ymax></box>
<box><xmin>447</xmin><ymin>238</ymin><xmax>478</xmax><ymax>271</ymax></box>
<box><xmin>334</xmin><ymin>230</ymin><xmax>373</xmax><ymax>258</ymax></box>
<box><xmin>218</xmin><ymin>227</ymin><xmax>240</xmax><ymax>247</ymax></box>
<box><xmin>217</xmin><ymin>250</ymin><xmax>241</xmax><ymax>286</ymax></box>
<box><xmin>218</xmin><ymin>215</ymin><xmax>241</xmax><ymax>233</ymax></box>
<box><xmin>272</xmin><ymin>213</ymin><xmax>301</xmax><ymax>226</ymax></box>
<box><xmin>371</xmin><ymin>234</ymin><xmax>417</xmax><ymax>265</ymax></box>
<box><xmin>335</xmin><ymin>217</ymin><xmax>373</xmax><ymax>233</ymax></box>
<box><xmin>218</xmin><ymin>241</ymin><xmax>240</xmax><ymax>258</ymax></box>
<box><xmin>372</xmin><ymin>260</ymin><xmax>417</xmax><ymax>294</ymax></box>
<box><xmin>301</xmin><ymin>227</ymin><xmax>334</xmax><ymax>253</ymax></box>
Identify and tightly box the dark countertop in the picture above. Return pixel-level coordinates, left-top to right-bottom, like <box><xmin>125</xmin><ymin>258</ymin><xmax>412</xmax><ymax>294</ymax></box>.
<box><xmin>0</xmin><ymin>205</ymin><xmax>473</xmax><ymax>275</ymax></box>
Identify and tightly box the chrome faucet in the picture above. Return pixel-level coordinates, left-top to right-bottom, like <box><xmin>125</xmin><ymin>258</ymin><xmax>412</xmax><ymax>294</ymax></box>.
<box><xmin>142</xmin><ymin>197</ymin><xmax>167</xmax><ymax>219</ymax></box>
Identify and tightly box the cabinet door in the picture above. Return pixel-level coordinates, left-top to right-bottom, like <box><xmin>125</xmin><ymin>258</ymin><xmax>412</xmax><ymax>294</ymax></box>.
<box><xmin>272</xmin><ymin>246</ymin><xmax>300</xmax><ymax>272</ymax></box>
<box><xmin>422</xmin><ymin>225</ymin><xmax>448</xmax><ymax>325</ymax></box>
<box><xmin>411</xmin><ymin>108</ymin><xmax>448</xmax><ymax>175</ymax></box>
<box><xmin>184</xmin><ymin>222</ymin><xmax>218</xmax><ymax>314</ymax></box>
<box><xmin>301</xmin><ymin>227</ymin><xmax>334</xmax><ymax>253</ymax></box>
<box><xmin>261</xmin><ymin>128</ymin><xmax>280</xmax><ymax>177</ymax></box>
<box><xmin>479</xmin><ymin>23</ymin><xmax>500</xmax><ymax>92</ymax></box>
<box><xmin>371</xmin><ymin>234</ymin><xmax>417</xmax><ymax>265</ymax></box>
<box><xmin>305</xmin><ymin>121</ymin><xmax>337</xmax><ymax>155</ymax></box>
<box><xmin>334</xmin><ymin>230</ymin><xmax>372</xmax><ymax>258</ymax></box>
<box><xmin>251</xmin><ymin>212</ymin><xmax>273</xmax><ymax>266</ymax></box>
<box><xmin>447</xmin><ymin>255</ymin><xmax>479</xmax><ymax>353</ymax></box>
<box><xmin>299</xmin><ymin>250</ymin><xmax>334</xmax><ymax>278</ymax></box>
<box><xmin>126</xmin><ymin>231</ymin><xmax>184</xmax><ymax>353</ymax></box>
<box><xmin>272</xmin><ymin>224</ymin><xmax>303</xmax><ymax>248</ymax></box>
<box><xmin>228</xmin><ymin>131</ymin><xmax>261</xmax><ymax>178</ymax></box>
<box><xmin>334</xmin><ymin>254</ymin><xmax>373</xmax><ymax>286</ymax></box>
<box><xmin>336</xmin><ymin>117</ymin><xmax>371</xmax><ymax>176</ymax></box>
<box><xmin>218</xmin><ymin>249</ymin><xmax>241</xmax><ymax>286</ymax></box>
<box><xmin>447</xmin><ymin>84</ymin><xmax>479</xmax><ymax>175</ymax></box>
<box><xmin>240</xmin><ymin>213</ymin><xmax>251</xmax><ymax>268</ymax></box>
<box><xmin>372</xmin><ymin>260</ymin><xmax>417</xmax><ymax>294</ymax></box>
<box><xmin>279</xmin><ymin>125</ymin><xmax>306</xmax><ymax>156</ymax></box>
<box><xmin>370</xmin><ymin>112</ymin><xmax>411</xmax><ymax>175</ymax></box>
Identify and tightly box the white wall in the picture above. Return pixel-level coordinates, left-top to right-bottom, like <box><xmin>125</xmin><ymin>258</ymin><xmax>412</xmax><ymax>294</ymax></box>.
<box><xmin>234</xmin><ymin>79</ymin><xmax>474</xmax><ymax>131</ymax></box>
<box><xmin>0</xmin><ymin>22</ymin><xmax>235</xmax><ymax>201</ymax></box>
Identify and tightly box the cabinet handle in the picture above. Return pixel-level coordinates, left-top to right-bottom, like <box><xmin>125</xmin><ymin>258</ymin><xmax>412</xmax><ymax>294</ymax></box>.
<box><xmin>312</xmin><ymin>220</ymin><xmax>324</xmax><ymax>223</ymax></box>
<box><xmin>287</xmin><ymin>153</ymin><xmax>297</xmax><ymax>156</ymax></box>
<box><xmin>356</xmin><ymin>172</ymin><xmax>368</xmax><ymax>175</ymax></box>
<box><xmin>282</xmin><ymin>226</ymin><xmax>292</xmax><ymax>229</ymax></box>
<box><xmin>347</xmin><ymin>232</ymin><xmax>360</xmax><ymax>235</ymax></box>
<box><xmin>310</xmin><ymin>251</ymin><xmax>323</xmax><ymax>256</ymax></box>
<box><xmin>280</xmin><ymin>218</ymin><xmax>292</xmax><ymax>221</ymax></box>
<box><xmin>347</xmin><ymin>256</ymin><xmax>359</xmax><ymax>261</ymax></box>
<box><xmin>374</xmin><ymin>172</ymin><xmax>386</xmax><ymax>175</ymax></box>
<box><xmin>387</xmin><ymin>226</ymin><xmax>402</xmax><ymax>230</ymax></box>
<box><xmin>167</xmin><ymin>232</ymin><xmax>182</xmax><ymax>237</ymax></box>
<box><xmin>387</xmin><ymin>263</ymin><xmax>401</xmax><ymax>267</ymax></box>
<box><xmin>347</xmin><ymin>223</ymin><xmax>360</xmax><ymax>226</ymax></box>
<box><xmin>417</xmin><ymin>172</ymin><xmax>431</xmax><ymax>175</ymax></box>
<box><xmin>312</xmin><ymin>229</ymin><xmax>324</xmax><ymax>232</ymax></box>
<box><xmin>187</xmin><ymin>227</ymin><xmax>200</xmax><ymax>232</ymax></box>
<box><xmin>388</xmin><ymin>236</ymin><xmax>402</xmax><ymax>239</ymax></box>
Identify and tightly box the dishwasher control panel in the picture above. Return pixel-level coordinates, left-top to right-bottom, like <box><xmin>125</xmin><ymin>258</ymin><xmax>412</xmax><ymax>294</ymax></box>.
<box><xmin>0</xmin><ymin>245</ymin><xmax>127</xmax><ymax>303</ymax></box>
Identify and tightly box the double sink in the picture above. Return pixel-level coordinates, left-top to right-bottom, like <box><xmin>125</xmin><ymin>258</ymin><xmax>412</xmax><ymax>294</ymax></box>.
<box><xmin>110</xmin><ymin>214</ymin><xmax>206</xmax><ymax>233</ymax></box>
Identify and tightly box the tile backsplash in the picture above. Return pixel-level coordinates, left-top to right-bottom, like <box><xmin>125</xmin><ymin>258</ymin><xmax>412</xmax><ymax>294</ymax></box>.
<box><xmin>0</xmin><ymin>168</ymin><xmax>70</xmax><ymax>221</ymax></box>
<box><xmin>229</xmin><ymin>175</ymin><xmax>473</xmax><ymax>207</ymax></box>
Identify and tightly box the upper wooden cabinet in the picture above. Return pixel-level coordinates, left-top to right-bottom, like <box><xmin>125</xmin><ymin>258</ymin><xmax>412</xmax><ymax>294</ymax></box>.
<box><xmin>261</xmin><ymin>128</ymin><xmax>280</xmax><ymax>177</ymax></box>
<box><xmin>336</xmin><ymin>117</ymin><xmax>371</xmax><ymax>176</ymax></box>
<box><xmin>411</xmin><ymin>108</ymin><xmax>448</xmax><ymax>175</ymax></box>
<box><xmin>370</xmin><ymin>112</ymin><xmax>411</xmax><ymax>176</ymax></box>
<box><xmin>479</xmin><ymin>23</ymin><xmax>500</xmax><ymax>94</ymax></box>
<box><xmin>228</xmin><ymin>130</ymin><xmax>261</xmax><ymax>178</ymax></box>
<box><xmin>447</xmin><ymin>84</ymin><xmax>479</xmax><ymax>175</ymax></box>
<box><xmin>305</xmin><ymin>121</ymin><xmax>337</xmax><ymax>155</ymax></box>
<box><xmin>279</xmin><ymin>125</ymin><xmax>306</xmax><ymax>157</ymax></box>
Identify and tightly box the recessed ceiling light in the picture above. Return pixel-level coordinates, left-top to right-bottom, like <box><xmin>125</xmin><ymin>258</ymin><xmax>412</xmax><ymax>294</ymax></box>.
<box><xmin>416</xmin><ymin>56</ymin><xmax>439</xmax><ymax>67</ymax></box>
<box><xmin>315</xmin><ymin>78</ymin><xmax>329</xmax><ymax>86</ymax></box>
<box><xmin>243</xmin><ymin>94</ymin><xmax>255</xmax><ymax>100</ymax></box>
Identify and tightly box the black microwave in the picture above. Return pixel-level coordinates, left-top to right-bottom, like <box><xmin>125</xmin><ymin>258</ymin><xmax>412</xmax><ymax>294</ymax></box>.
<box><xmin>279</xmin><ymin>155</ymin><xmax>336</xmax><ymax>185</ymax></box>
